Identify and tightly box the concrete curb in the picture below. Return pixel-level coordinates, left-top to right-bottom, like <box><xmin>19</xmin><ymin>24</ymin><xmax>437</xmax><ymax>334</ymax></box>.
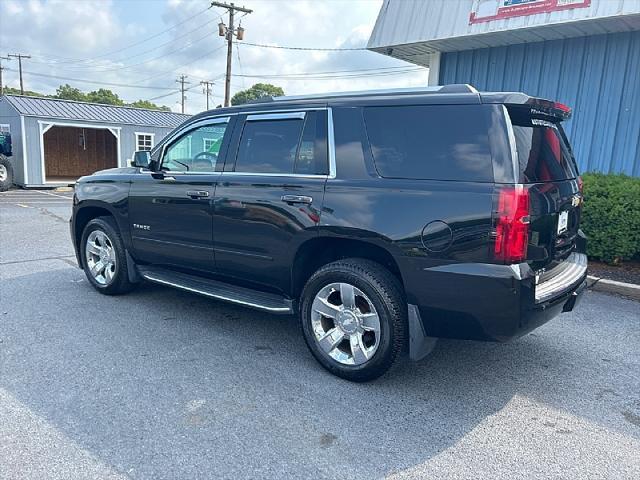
<box><xmin>587</xmin><ymin>275</ymin><xmax>640</xmax><ymax>301</ymax></box>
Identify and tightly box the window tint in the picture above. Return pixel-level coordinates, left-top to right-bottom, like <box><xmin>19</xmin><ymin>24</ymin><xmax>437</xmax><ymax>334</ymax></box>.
<box><xmin>363</xmin><ymin>105</ymin><xmax>493</xmax><ymax>182</ymax></box>
<box><xmin>294</xmin><ymin>111</ymin><xmax>328</xmax><ymax>175</ymax></box>
<box><xmin>162</xmin><ymin>122</ymin><xmax>228</xmax><ymax>172</ymax></box>
<box><xmin>508</xmin><ymin>108</ymin><xmax>577</xmax><ymax>182</ymax></box>
<box><xmin>235</xmin><ymin>118</ymin><xmax>304</xmax><ymax>174</ymax></box>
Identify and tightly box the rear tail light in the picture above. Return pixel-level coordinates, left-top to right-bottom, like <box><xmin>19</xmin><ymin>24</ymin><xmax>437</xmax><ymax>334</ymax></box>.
<box><xmin>577</xmin><ymin>175</ymin><xmax>584</xmax><ymax>194</ymax></box>
<box><xmin>553</xmin><ymin>102</ymin><xmax>571</xmax><ymax>115</ymax></box>
<box><xmin>494</xmin><ymin>185</ymin><xmax>530</xmax><ymax>263</ymax></box>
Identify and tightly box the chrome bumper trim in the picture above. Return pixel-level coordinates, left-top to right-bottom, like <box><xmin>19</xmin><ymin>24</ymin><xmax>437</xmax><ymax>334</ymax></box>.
<box><xmin>535</xmin><ymin>252</ymin><xmax>587</xmax><ymax>303</ymax></box>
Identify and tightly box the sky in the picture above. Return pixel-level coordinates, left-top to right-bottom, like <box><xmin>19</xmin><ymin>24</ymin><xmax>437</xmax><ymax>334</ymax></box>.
<box><xmin>0</xmin><ymin>0</ymin><xmax>428</xmax><ymax>114</ymax></box>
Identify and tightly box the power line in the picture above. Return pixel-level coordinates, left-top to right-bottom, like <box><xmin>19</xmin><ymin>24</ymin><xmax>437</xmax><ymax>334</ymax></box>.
<box><xmin>212</xmin><ymin>1</ymin><xmax>253</xmax><ymax>107</ymax></box>
<box><xmin>8</xmin><ymin>53</ymin><xmax>31</xmax><ymax>94</ymax></box>
<box><xmin>0</xmin><ymin>56</ymin><xmax>10</xmax><ymax>96</ymax></box>
<box><xmin>232</xmin><ymin>67</ymin><xmax>425</xmax><ymax>81</ymax></box>
<box><xmin>176</xmin><ymin>75</ymin><xmax>190</xmax><ymax>113</ymax></box>
<box><xmin>232</xmin><ymin>64</ymin><xmax>426</xmax><ymax>78</ymax></box>
<box><xmin>27</xmin><ymin>5</ymin><xmax>214</xmax><ymax>66</ymax></box>
<box><xmin>134</xmin><ymin>44</ymin><xmax>227</xmax><ymax>84</ymax></box>
<box><xmin>238</xmin><ymin>41</ymin><xmax>366</xmax><ymax>51</ymax></box>
<box><xmin>200</xmin><ymin>80</ymin><xmax>214</xmax><ymax>110</ymax></box>
<box><xmin>54</xmin><ymin>29</ymin><xmax>222</xmax><ymax>76</ymax></box>
<box><xmin>29</xmin><ymin>18</ymin><xmax>222</xmax><ymax>72</ymax></box>
<box><xmin>3</xmin><ymin>67</ymin><xmax>178</xmax><ymax>90</ymax></box>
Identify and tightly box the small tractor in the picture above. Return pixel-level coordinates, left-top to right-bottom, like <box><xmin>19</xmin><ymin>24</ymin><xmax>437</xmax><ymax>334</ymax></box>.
<box><xmin>0</xmin><ymin>131</ymin><xmax>14</xmax><ymax>191</ymax></box>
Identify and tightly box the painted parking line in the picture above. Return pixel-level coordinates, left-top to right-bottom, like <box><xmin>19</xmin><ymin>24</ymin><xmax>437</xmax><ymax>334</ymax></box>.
<box><xmin>36</xmin><ymin>190</ymin><xmax>74</xmax><ymax>199</ymax></box>
<box><xmin>0</xmin><ymin>196</ymin><xmax>72</xmax><ymax>199</ymax></box>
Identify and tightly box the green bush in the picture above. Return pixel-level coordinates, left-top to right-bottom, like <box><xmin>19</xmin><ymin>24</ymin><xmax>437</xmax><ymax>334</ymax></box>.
<box><xmin>581</xmin><ymin>173</ymin><xmax>640</xmax><ymax>263</ymax></box>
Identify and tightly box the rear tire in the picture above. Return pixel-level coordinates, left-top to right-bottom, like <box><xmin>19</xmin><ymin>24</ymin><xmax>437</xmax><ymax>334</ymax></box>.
<box><xmin>300</xmin><ymin>258</ymin><xmax>406</xmax><ymax>382</ymax></box>
<box><xmin>80</xmin><ymin>217</ymin><xmax>136</xmax><ymax>295</ymax></box>
<box><xmin>0</xmin><ymin>155</ymin><xmax>14</xmax><ymax>192</ymax></box>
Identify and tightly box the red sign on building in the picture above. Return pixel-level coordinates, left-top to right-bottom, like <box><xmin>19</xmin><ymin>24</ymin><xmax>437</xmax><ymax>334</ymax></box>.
<box><xmin>470</xmin><ymin>0</ymin><xmax>591</xmax><ymax>24</ymax></box>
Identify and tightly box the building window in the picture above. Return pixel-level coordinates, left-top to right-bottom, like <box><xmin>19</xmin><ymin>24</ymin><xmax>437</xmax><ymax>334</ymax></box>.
<box><xmin>0</xmin><ymin>124</ymin><xmax>10</xmax><ymax>133</ymax></box>
<box><xmin>135</xmin><ymin>132</ymin><xmax>154</xmax><ymax>151</ymax></box>
<box><xmin>203</xmin><ymin>138</ymin><xmax>217</xmax><ymax>152</ymax></box>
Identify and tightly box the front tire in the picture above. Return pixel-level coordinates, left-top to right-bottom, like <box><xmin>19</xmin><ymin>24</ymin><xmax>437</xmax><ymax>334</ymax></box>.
<box><xmin>300</xmin><ymin>259</ymin><xmax>406</xmax><ymax>382</ymax></box>
<box><xmin>0</xmin><ymin>155</ymin><xmax>14</xmax><ymax>192</ymax></box>
<box><xmin>80</xmin><ymin>217</ymin><xmax>136</xmax><ymax>295</ymax></box>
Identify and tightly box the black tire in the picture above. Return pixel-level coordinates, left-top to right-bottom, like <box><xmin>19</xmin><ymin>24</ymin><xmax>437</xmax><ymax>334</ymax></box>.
<box><xmin>0</xmin><ymin>155</ymin><xmax>14</xmax><ymax>192</ymax></box>
<box><xmin>80</xmin><ymin>216</ymin><xmax>136</xmax><ymax>295</ymax></box>
<box><xmin>300</xmin><ymin>258</ymin><xmax>407</xmax><ymax>382</ymax></box>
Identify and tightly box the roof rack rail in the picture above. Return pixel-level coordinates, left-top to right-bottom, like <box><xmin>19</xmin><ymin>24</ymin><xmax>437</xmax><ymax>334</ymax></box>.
<box><xmin>267</xmin><ymin>84</ymin><xmax>478</xmax><ymax>102</ymax></box>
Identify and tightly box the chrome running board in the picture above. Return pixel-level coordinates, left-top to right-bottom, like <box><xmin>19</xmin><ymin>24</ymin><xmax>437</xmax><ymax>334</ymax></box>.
<box><xmin>139</xmin><ymin>266</ymin><xmax>293</xmax><ymax>314</ymax></box>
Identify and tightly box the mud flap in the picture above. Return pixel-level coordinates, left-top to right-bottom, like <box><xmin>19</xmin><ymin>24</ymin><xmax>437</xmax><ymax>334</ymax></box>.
<box><xmin>408</xmin><ymin>304</ymin><xmax>438</xmax><ymax>361</ymax></box>
<box><xmin>562</xmin><ymin>280</ymin><xmax>586</xmax><ymax>313</ymax></box>
<box><xmin>125</xmin><ymin>249</ymin><xmax>143</xmax><ymax>284</ymax></box>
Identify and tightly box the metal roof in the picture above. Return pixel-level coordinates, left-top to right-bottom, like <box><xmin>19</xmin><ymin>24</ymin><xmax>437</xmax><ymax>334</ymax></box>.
<box><xmin>368</xmin><ymin>0</ymin><xmax>640</xmax><ymax>64</ymax></box>
<box><xmin>2</xmin><ymin>95</ymin><xmax>190</xmax><ymax>128</ymax></box>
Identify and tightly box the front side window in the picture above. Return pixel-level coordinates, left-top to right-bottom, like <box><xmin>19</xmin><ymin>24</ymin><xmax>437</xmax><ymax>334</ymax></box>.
<box><xmin>363</xmin><ymin>105</ymin><xmax>493</xmax><ymax>182</ymax></box>
<box><xmin>162</xmin><ymin>121</ymin><xmax>228</xmax><ymax>172</ymax></box>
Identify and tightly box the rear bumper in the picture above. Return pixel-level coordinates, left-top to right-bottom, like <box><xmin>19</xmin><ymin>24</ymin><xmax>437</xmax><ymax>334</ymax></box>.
<box><xmin>401</xmin><ymin>252</ymin><xmax>587</xmax><ymax>342</ymax></box>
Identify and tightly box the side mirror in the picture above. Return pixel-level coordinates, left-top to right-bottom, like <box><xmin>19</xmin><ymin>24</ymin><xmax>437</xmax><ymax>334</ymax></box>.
<box><xmin>132</xmin><ymin>150</ymin><xmax>151</xmax><ymax>168</ymax></box>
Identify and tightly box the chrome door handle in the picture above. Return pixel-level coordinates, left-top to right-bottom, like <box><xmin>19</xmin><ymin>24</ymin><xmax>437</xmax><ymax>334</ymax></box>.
<box><xmin>281</xmin><ymin>195</ymin><xmax>313</xmax><ymax>204</ymax></box>
<box><xmin>186</xmin><ymin>190</ymin><xmax>209</xmax><ymax>198</ymax></box>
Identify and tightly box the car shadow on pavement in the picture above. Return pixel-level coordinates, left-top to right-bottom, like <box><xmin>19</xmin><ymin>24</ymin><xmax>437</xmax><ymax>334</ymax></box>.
<box><xmin>2</xmin><ymin>268</ymin><xmax>639</xmax><ymax>479</ymax></box>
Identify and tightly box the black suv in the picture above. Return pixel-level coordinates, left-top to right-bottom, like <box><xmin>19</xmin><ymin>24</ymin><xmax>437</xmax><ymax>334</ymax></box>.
<box><xmin>70</xmin><ymin>84</ymin><xmax>587</xmax><ymax>381</ymax></box>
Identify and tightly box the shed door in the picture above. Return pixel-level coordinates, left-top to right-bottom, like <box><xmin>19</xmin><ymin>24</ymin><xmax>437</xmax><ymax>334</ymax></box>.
<box><xmin>43</xmin><ymin>126</ymin><xmax>117</xmax><ymax>180</ymax></box>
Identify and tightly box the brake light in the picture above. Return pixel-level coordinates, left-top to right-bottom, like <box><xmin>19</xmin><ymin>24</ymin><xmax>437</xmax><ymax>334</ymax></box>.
<box><xmin>494</xmin><ymin>186</ymin><xmax>530</xmax><ymax>263</ymax></box>
<box><xmin>553</xmin><ymin>102</ymin><xmax>571</xmax><ymax>114</ymax></box>
<box><xmin>577</xmin><ymin>175</ymin><xmax>583</xmax><ymax>194</ymax></box>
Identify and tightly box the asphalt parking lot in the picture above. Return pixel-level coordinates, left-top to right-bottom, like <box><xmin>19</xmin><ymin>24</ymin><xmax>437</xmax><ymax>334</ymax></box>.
<box><xmin>1</xmin><ymin>188</ymin><xmax>639</xmax><ymax>480</ymax></box>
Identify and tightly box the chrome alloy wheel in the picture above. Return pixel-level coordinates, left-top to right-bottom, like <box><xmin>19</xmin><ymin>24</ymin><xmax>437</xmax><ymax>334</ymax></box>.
<box><xmin>311</xmin><ymin>282</ymin><xmax>381</xmax><ymax>366</ymax></box>
<box><xmin>0</xmin><ymin>164</ymin><xmax>7</xmax><ymax>182</ymax></box>
<box><xmin>85</xmin><ymin>230</ymin><xmax>116</xmax><ymax>286</ymax></box>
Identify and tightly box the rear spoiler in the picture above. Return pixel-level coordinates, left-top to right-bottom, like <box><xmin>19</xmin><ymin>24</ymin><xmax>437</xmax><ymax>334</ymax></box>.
<box><xmin>480</xmin><ymin>92</ymin><xmax>572</xmax><ymax>121</ymax></box>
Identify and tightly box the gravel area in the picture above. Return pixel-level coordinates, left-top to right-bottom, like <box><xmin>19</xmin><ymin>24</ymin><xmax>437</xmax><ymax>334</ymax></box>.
<box><xmin>589</xmin><ymin>260</ymin><xmax>640</xmax><ymax>285</ymax></box>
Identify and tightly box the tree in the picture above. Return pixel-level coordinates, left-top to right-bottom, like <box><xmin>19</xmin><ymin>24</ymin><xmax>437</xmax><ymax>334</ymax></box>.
<box><xmin>231</xmin><ymin>83</ymin><xmax>284</xmax><ymax>106</ymax></box>
<box><xmin>3</xmin><ymin>86</ymin><xmax>45</xmax><ymax>97</ymax></box>
<box><xmin>55</xmin><ymin>84</ymin><xmax>87</xmax><ymax>101</ymax></box>
<box><xmin>86</xmin><ymin>88</ymin><xmax>124</xmax><ymax>105</ymax></box>
<box><xmin>129</xmin><ymin>99</ymin><xmax>171</xmax><ymax>111</ymax></box>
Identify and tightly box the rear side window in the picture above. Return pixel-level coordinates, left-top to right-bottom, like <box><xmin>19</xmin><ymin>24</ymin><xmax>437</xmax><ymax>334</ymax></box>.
<box><xmin>363</xmin><ymin>105</ymin><xmax>493</xmax><ymax>182</ymax></box>
<box><xmin>234</xmin><ymin>112</ymin><xmax>328</xmax><ymax>175</ymax></box>
<box><xmin>508</xmin><ymin>109</ymin><xmax>578</xmax><ymax>182</ymax></box>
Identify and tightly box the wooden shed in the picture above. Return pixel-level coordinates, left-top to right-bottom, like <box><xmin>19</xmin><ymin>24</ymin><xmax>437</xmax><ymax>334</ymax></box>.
<box><xmin>0</xmin><ymin>95</ymin><xmax>189</xmax><ymax>187</ymax></box>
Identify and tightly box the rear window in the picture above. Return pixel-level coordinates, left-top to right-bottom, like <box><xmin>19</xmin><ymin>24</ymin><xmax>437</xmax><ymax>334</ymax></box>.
<box><xmin>508</xmin><ymin>108</ymin><xmax>578</xmax><ymax>183</ymax></box>
<box><xmin>363</xmin><ymin>105</ymin><xmax>493</xmax><ymax>182</ymax></box>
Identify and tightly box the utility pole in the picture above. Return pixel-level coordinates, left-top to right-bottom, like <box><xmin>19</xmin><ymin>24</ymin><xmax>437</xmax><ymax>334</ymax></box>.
<box><xmin>0</xmin><ymin>56</ymin><xmax>10</xmax><ymax>96</ymax></box>
<box><xmin>200</xmin><ymin>80</ymin><xmax>214</xmax><ymax>110</ymax></box>
<box><xmin>176</xmin><ymin>75</ymin><xmax>190</xmax><ymax>113</ymax></box>
<box><xmin>8</xmin><ymin>53</ymin><xmax>31</xmax><ymax>95</ymax></box>
<box><xmin>211</xmin><ymin>1</ymin><xmax>252</xmax><ymax>107</ymax></box>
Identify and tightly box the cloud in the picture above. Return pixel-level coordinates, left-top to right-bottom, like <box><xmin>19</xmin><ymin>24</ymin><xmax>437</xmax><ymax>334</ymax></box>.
<box><xmin>0</xmin><ymin>0</ymin><xmax>428</xmax><ymax>113</ymax></box>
